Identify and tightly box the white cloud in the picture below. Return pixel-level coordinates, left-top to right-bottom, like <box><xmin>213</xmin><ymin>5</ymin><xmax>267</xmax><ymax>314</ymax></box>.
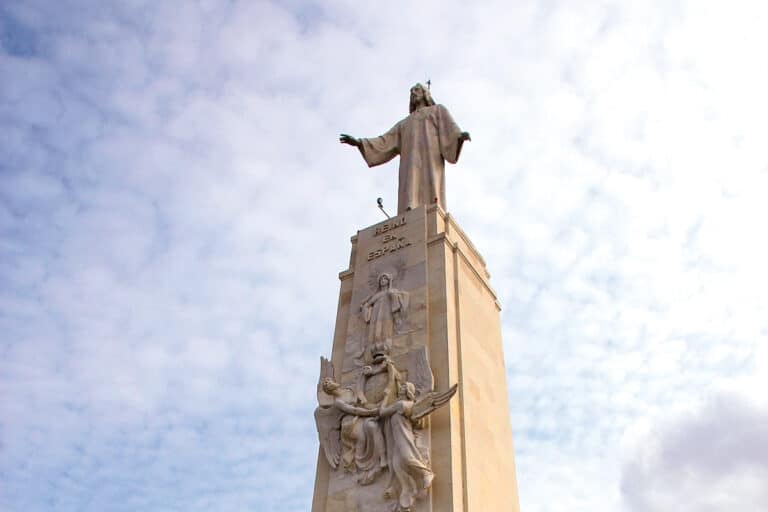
<box><xmin>621</xmin><ymin>392</ymin><xmax>768</xmax><ymax>512</ymax></box>
<box><xmin>1</xmin><ymin>1</ymin><xmax>767</xmax><ymax>511</ymax></box>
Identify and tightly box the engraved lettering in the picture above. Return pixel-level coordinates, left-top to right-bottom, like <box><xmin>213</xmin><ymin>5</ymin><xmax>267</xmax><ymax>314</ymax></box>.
<box><xmin>374</xmin><ymin>217</ymin><xmax>407</xmax><ymax>237</ymax></box>
<box><xmin>367</xmin><ymin>236</ymin><xmax>411</xmax><ymax>262</ymax></box>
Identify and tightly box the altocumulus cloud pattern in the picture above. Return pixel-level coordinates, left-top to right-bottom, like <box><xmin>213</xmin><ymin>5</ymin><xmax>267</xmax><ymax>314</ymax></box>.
<box><xmin>1</xmin><ymin>1</ymin><xmax>768</xmax><ymax>511</ymax></box>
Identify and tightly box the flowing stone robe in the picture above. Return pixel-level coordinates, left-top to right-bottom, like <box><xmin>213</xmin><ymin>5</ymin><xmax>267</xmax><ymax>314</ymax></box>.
<box><xmin>319</xmin><ymin>390</ymin><xmax>386</xmax><ymax>477</ymax></box>
<box><xmin>361</xmin><ymin>286</ymin><xmax>409</xmax><ymax>346</ymax></box>
<box><xmin>383</xmin><ymin>401</ymin><xmax>434</xmax><ymax>510</ymax></box>
<box><xmin>338</xmin><ymin>413</ymin><xmax>385</xmax><ymax>477</ymax></box>
<box><xmin>358</xmin><ymin>104</ymin><xmax>465</xmax><ymax>214</ymax></box>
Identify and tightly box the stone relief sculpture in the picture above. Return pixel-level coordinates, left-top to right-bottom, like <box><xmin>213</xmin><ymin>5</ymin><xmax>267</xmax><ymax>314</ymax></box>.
<box><xmin>340</xmin><ymin>83</ymin><xmax>471</xmax><ymax>214</ymax></box>
<box><xmin>380</xmin><ymin>381</ymin><xmax>458</xmax><ymax>511</ymax></box>
<box><xmin>315</xmin><ymin>357</ymin><xmax>387</xmax><ymax>481</ymax></box>
<box><xmin>361</xmin><ymin>273</ymin><xmax>409</xmax><ymax>348</ymax></box>
<box><xmin>315</xmin><ymin>349</ymin><xmax>458</xmax><ymax>511</ymax></box>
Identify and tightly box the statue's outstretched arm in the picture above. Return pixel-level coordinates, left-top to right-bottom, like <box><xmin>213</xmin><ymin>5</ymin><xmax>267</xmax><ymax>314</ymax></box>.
<box><xmin>339</xmin><ymin>134</ymin><xmax>361</xmax><ymax>147</ymax></box>
<box><xmin>336</xmin><ymin>399</ymin><xmax>377</xmax><ymax>417</ymax></box>
<box><xmin>379</xmin><ymin>400</ymin><xmax>402</xmax><ymax>418</ymax></box>
<box><xmin>362</xmin><ymin>360</ymin><xmax>389</xmax><ymax>377</ymax></box>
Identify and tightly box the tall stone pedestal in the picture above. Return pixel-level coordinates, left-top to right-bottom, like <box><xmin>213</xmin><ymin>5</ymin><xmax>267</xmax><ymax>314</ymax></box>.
<box><xmin>312</xmin><ymin>205</ymin><xmax>520</xmax><ymax>512</ymax></box>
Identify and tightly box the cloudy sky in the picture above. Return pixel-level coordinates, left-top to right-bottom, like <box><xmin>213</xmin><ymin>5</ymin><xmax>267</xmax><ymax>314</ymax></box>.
<box><xmin>2</xmin><ymin>1</ymin><xmax>767</xmax><ymax>511</ymax></box>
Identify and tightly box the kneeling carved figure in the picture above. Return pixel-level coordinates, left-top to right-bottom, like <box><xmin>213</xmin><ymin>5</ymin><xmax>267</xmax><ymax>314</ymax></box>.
<box><xmin>314</xmin><ymin>354</ymin><xmax>457</xmax><ymax>511</ymax></box>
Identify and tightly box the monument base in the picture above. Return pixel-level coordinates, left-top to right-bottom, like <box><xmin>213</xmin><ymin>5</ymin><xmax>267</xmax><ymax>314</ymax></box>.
<box><xmin>312</xmin><ymin>205</ymin><xmax>520</xmax><ymax>512</ymax></box>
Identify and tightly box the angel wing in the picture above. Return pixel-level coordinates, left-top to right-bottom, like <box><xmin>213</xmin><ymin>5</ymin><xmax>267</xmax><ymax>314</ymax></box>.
<box><xmin>314</xmin><ymin>405</ymin><xmax>344</xmax><ymax>469</ymax></box>
<box><xmin>317</xmin><ymin>356</ymin><xmax>336</xmax><ymax>407</ymax></box>
<box><xmin>411</xmin><ymin>384</ymin><xmax>458</xmax><ymax>421</ymax></box>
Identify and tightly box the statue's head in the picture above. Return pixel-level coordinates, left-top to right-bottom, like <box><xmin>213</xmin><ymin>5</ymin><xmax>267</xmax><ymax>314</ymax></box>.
<box><xmin>409</xmin><ymin>83</ymin><xmax>435</xmax><ymax>113</ymax></box>
<box><xmin>370</xmin><ymin>341</ymin><xmax>391</xmax><ymax>365</ymax></box>
<box><xmin>377</xmin><ymin>273</ymin><xmax>392</xmax><ymax>290</ymax></box>
<box><xmin>398</xmin><ymin>381</ymin><xmax>416</xmax><ymax>400</ymax></box>
<box><xmin>321</xmin><ymin>377</ymin><xmax>340</xmax><ymax>394</ymax></box>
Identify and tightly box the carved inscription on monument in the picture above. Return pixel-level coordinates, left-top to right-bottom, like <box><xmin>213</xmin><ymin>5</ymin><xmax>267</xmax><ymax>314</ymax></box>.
<box><xmin>374</xmin><ymin>216</ymin><xmax>406</xmax><ymax>236</ymax></box>
<box><xmin>368</xmin><ymin>216</ymin><xmax>411</xmax><ymax>261</ymax></box>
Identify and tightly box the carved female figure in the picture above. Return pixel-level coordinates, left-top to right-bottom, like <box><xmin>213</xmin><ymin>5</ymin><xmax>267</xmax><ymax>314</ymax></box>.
<box><xmin>315</xmin><ymin>376</ymin><xmax>387</xmax><ymax>481</ymax></box>
<box><xmin>360</xmin><ymin>273</ymin><xmax>408</xmax><ymax>346</ymax></box>
<box><xmin>379</xmin><ymin>381</ymin><xmax>434</xmax><ymax>511</ymax></box>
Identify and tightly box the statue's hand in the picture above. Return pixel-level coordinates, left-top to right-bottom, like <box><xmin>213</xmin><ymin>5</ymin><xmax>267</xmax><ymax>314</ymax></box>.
<box><xmin>340</xmin><ymin>133</ymin><xmax>361</xmax><ymax>147</ymax></box>
<box><xmin>459</xmin><ymin>131</ymin><xmax>471</xmax><ymax>142</ymax></box>
<box><xmin>362</xmin><ymin>365</ymin><xmax>373</xmax><ymax>376</ymax></box>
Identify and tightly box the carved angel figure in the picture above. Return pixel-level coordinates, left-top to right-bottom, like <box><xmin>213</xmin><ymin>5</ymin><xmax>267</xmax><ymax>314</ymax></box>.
<box><xmin>314</xmin><ymin>357</ymin><xmax>387</xmax><ymax>482</ymax></box>
<box><xmin>361</xmin><ymin>273</ymin><xmax>409</xmax><ymax>347</ymax></box>
<box><xmin>379</xmin><ymin>381</ymin><xmax>458</xmax><ymax>511</ymax></box>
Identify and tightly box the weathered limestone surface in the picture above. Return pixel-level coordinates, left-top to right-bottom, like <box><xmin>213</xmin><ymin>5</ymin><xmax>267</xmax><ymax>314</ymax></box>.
<box><xmin>312</xmin><ymin>205</ymin><xmax>520</xmax><ymax>512</ymax></box>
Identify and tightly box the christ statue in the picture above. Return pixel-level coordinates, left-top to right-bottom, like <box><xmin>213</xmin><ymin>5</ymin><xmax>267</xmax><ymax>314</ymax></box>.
<box><xmin>340</xmin><ymin>83</ymin><xmax>471</xmax><ymax>214</ymax></box>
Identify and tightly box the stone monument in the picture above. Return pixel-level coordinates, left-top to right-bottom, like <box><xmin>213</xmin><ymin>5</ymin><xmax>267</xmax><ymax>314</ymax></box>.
<box><xmin>313</xmin><ymin>84</ymin><xmax>520</xmax><ymax>511</ymax></box>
